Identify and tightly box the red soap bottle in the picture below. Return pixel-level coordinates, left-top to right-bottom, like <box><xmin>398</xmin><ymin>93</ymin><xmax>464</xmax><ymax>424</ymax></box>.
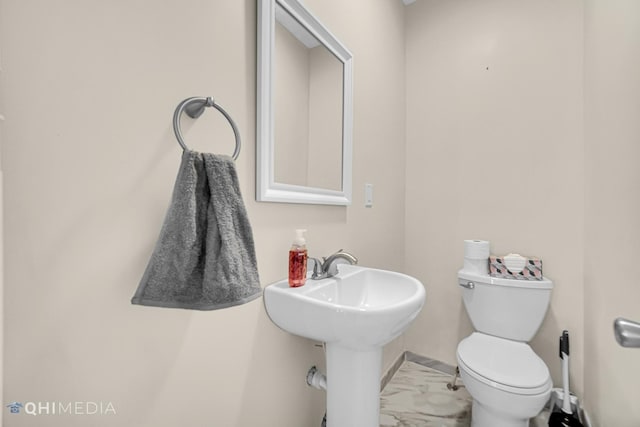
<box><xmin>288</xmin><ymin>229</ymin><xmax>308</xmax><ymax>287</ymax></box>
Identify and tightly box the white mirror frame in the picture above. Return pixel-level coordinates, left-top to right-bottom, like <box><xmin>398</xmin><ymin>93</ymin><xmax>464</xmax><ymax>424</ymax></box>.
<box><xmin>257</xmin><ymin>0</ymin><xmax>353</xmax><ymax>205</ymax></box>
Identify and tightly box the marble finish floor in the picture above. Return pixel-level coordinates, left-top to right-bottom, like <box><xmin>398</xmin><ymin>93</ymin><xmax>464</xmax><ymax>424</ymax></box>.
<box><xmin>379</xmin><ymin>353</ymin><xmax>550</xmax><ymax>427</ymax></box>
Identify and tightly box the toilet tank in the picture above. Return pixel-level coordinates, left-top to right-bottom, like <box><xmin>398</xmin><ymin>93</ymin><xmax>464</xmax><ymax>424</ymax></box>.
<box><xmin>458</xmin><ymin>270</ymin><xmax>553</xmax><ymax>342</ymax></box>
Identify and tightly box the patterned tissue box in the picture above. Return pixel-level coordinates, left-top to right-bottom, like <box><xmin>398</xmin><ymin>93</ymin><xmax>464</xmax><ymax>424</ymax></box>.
<box><xmin>489</xmin><ymin>255</ymin><xmax>543</xmax><ymax>280</ymax></box>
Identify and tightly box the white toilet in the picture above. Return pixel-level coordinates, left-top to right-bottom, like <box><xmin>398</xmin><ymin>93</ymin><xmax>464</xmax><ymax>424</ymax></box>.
<box><xmin>456</xmin><ymin>270</ymin><xmax>553</xmax><ymax>427</ymax></box>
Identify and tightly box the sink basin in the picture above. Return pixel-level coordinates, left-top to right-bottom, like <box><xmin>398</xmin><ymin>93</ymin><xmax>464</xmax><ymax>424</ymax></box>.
<box><xmin>264</xmin><ymin>264</ymin><xmax>425</xmax><ymax>349</ymax></box>
<box><xmin>264</xmin><ymin>264</ymin><xmax>425</xmax><ymax>427</ymax></box>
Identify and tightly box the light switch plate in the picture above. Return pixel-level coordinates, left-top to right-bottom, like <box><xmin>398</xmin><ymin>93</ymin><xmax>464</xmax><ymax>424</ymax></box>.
<box><xmin>365</xmin><ymin>183</ymin><xmax>373</xmax><ymax>207</ymax></box>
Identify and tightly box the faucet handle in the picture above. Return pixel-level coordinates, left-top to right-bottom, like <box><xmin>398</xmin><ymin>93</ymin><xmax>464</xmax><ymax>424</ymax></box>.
<box><xmin>309</xmin><ymin>257</ymin><xmax>324</xmax><ymax>279</ymax></box>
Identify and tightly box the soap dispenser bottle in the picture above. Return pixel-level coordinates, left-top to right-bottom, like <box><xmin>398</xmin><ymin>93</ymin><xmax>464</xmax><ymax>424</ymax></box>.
<box><xmin>289</xmin><ymin>229</ymin><xmax>308</xmax><ymax>288</ymax></box>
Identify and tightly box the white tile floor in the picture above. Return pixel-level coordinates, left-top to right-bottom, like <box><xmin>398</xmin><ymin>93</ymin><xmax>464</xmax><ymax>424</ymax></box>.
<box><xmin>379</xmin><ymin>355</ymin><xmax>551</xmax><ymax>427</ymax></box>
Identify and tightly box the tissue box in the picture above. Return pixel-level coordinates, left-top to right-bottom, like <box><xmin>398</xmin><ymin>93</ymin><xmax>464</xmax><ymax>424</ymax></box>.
<box><xmin>489</xmin><ymin>255</ymin><xmax>543</xmax><ymax>280</ymax></box>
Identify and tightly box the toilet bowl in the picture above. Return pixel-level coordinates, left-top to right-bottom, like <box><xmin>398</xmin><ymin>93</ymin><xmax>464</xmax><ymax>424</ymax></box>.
<box><xmin>457</xmin><ymin>270</ymin><xmax>554</xmax><ymax>426</ymax></box>
<box><xmin>457</xmin><ymin>332</ymin><xmax>552</xmax><ymax>427</ymax></box>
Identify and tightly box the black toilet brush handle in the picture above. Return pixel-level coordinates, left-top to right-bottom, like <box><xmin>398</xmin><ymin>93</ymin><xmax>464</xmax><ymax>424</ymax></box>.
<box><xmin>559</xmin><ymin>330</ymin><xmax>569</xmax><ymax>358</ymax></box>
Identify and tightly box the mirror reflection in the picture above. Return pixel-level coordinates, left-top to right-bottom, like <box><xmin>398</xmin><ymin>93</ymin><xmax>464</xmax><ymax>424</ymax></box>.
<box><xmin>274</xmin><ymin>5</ymin><xmax>344</xmax><ymax>191</ymax></box>
<box><xmin>257</xmin><ymin>0</ymin><xmax>353</xmax><ymax>205</ymax></box>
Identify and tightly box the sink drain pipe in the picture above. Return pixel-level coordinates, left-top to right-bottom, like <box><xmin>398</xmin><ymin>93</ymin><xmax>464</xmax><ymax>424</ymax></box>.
<box><xmin>307</xmin><ymin>367</ymin><xmax>327</xmax><ymax>427</ymax></box>
<box><xmin>306</xmin><ymin>366</ymin><xmax>327</xmax><ymax>391</ymax></box>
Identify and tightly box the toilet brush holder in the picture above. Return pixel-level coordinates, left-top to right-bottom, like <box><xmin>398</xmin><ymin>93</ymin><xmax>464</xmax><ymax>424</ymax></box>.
<box><xmin>548</xmin><ymin>389</ymin><xmax>582</xmax><ymax>421</ymax></box>
<box><xmin>548</xmin><ymin>331</ymin><xmax>584</xmax><ymax>427</ymax></box>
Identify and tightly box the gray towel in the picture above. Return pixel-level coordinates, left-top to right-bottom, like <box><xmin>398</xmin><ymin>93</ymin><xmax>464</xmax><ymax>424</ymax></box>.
<box><xmin>132</xmin><ymin>150</ymin><xmax>262</xmax><ymax>310</ymax></box>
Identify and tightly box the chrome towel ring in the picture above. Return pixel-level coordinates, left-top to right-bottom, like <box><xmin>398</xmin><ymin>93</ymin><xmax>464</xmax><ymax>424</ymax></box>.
<box><xmin>172</xmin><ymin>96</ymin><xmax>241</xmax><ymax>160</ymax></box>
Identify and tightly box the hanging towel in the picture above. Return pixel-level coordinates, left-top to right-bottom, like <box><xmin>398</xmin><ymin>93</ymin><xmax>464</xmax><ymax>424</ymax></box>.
<box><xmin>131</xmin><ymin>150</ymin><xmax>262</xmax><ymax>310</ymax></box>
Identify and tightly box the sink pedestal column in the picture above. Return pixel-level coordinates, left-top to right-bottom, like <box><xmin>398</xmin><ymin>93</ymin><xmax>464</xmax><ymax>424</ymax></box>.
<box><xmin>325</xmin><ymin>343</ymin><xmax>382</xmax><ymax>427</ymax></box>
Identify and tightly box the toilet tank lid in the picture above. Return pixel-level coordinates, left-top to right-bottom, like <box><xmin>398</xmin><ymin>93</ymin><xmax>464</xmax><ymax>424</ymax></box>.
<box><xmin>457</xmin><ymin>333</ymin><xmax>551</xmax><ymax>390</ymax></box>
<box><xmin>458</xmin><ymin>270</ymin><xmax>553</xmax><ymax>290</ymax></box>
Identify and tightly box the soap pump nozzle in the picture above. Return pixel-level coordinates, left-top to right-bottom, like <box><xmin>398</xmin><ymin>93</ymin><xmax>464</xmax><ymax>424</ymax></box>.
<box><xmin>293</xmin><ymin>229</ymin><xmax>307</xmax><ymax>248</ymax></box>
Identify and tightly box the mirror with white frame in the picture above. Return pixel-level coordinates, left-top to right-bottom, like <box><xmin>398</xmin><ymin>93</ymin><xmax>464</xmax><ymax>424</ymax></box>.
<box><xmin>257</xmin><ymin>0</ymin><xmax>353</xmax><ymax>205</ymax></box>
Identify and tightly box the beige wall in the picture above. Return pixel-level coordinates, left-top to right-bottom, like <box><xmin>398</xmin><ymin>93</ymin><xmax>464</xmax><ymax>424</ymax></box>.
<box><xmin>0</xmin><ymin>28</ymin><xmax>4</xmax><ymax>426</ymax></box>
<box><xmin>404</xmin><ymin>0</ymin><xmax>585</xmax><ymax>396</ymax></box>
<box><xmin>583</xmin><ymin>0</ymin><xmax>640</xmax><ymax>425</ymax></box>
<box><xmin>0</xmin><ymin>0</ymin><xmax>406</xmax><ymax>426</ymax></box>
<box><xmin>405</xmin><ymin>1</ymin><xmax>640</xmax><ymax>426</ymax></box>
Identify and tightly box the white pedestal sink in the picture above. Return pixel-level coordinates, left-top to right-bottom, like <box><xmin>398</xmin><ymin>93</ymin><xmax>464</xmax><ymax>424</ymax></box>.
<box><xmin>263</xmin><ymin>265</ymin><xmax>426</xmax><ymax>427</ymax></box>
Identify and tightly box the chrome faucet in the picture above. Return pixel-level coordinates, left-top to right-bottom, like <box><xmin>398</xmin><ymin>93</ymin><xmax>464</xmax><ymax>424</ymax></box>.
<box><xmin>310</xmin><ymin>250</ymin><xmax>358</xmax><ymax>280</ymax></box>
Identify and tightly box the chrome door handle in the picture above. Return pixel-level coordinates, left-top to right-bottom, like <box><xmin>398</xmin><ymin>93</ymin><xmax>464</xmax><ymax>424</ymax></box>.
<box><xmin>614</xmin><ymin>317</ymin><xmax>640</xmax><ymax>348</ymax></box>
<box><xmin>459</xmin><ymin>281</ymin><xmax>475</xmax><ymax>290</ymax></box>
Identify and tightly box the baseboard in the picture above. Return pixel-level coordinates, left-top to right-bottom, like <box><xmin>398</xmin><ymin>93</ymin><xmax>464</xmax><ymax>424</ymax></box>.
<box><xmin>381</xmin><ymin>350</ymin><xmax>459</xmax><ymax>391</ymax></box>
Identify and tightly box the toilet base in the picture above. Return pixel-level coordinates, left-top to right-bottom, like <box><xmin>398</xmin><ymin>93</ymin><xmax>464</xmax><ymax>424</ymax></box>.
<box><xmin>471</xmin><ymin>400</ymin><xmax>529</xmax><ymax>427</ymax></box>
<box><xmin>457</xmin><ymin>334</ymin><xmax>552</xmax><ymax>427</ymax></box>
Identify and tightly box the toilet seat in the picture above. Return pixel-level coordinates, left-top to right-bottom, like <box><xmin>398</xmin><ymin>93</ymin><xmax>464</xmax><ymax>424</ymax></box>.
<box><xmin>457</xmin><ymin>333</ymin><xmax>551</xmax><ymax>396</ymax></box>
